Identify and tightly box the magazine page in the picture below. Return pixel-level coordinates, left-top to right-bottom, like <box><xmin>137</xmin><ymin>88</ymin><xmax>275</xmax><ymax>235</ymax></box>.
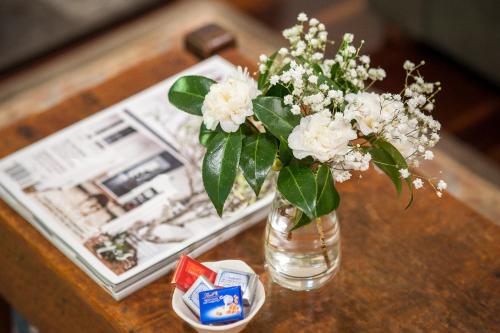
<box><xmin>0</xmin><ymin>56</ymin><xmax>273</xmax><ymax>285</ymax></box>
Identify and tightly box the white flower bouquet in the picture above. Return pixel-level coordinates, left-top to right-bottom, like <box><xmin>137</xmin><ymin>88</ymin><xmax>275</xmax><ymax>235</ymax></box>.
<box><xmin>168</xmin><ymin>13</ymin><xmax>446</xmax><ymax>229</ymax></box>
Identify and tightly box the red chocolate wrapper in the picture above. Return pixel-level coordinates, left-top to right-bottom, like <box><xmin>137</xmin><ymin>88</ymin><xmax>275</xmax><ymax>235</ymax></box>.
<box><xmin>171</xmin><ymin>255</ymin><xmax>216</xmax><ymax>291</ymax></box>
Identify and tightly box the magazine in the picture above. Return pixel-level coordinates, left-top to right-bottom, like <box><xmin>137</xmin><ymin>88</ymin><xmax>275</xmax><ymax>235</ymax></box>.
<box><xmin>0</xmin><ymin>56</ymin><xmax>273</xmax><ymax>300</ymax></box>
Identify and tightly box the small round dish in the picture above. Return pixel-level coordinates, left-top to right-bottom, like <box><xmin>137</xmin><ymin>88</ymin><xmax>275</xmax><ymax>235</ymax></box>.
<box><xmin>172</xmin><ymin>259</ymin><xmax>265</xmax><ymax>333</ymax></box>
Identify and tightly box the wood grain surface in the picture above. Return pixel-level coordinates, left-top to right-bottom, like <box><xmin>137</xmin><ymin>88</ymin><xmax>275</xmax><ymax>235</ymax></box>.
<box><xmin>0</xmin><ymin>48</ymin><xmax>499</xmax><ymax>333</ymax></box>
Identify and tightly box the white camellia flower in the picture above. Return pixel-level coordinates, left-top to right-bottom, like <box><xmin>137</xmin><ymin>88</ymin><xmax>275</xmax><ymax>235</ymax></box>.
<box><xmin>288</xmin><ymin>111</ymin><xmax>357</xmax><ymax>162</ymax></box>
<box><xmin>201</xmin><ymin>67</ymin><xmax>260</xmax><ymax>133</ymax></box>
<box><xmin>344</xmin><ymin>92</ymin><xmax>404</xmax><ymax>136</ymax></box>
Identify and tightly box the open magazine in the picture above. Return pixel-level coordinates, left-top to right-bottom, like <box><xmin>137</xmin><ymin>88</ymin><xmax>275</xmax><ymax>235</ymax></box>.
<box><xmin>0</xmin><ymin>56</ymin><xmax>273</xmax><ymax>300</ymax></box>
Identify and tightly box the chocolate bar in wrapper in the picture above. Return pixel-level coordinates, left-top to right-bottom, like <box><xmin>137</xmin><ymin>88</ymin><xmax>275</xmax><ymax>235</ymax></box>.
<box><xmin>171</xmin><ymin>255</ymin><xmax>216</xmax><ymax>291</ymax></box>
<box><xmin>199</xmin><ymin>286</ymin><xmax>244</xmax><ymax>325</ymax></box>
<box><xmin>214</xmin><ymin>268</ymin><xmax>258</xmax><ymax>305</ymax></box>
<box><xmin>182</xmin><ymin>276</ymin><xmax>215</xmax><ymax>317</ymax></box>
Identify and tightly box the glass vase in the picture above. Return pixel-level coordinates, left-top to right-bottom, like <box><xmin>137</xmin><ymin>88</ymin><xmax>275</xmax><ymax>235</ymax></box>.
<box><xmin>264</xmin><ymin>191</ymin><xmax>341</xmax><ymax>291</ymax></box>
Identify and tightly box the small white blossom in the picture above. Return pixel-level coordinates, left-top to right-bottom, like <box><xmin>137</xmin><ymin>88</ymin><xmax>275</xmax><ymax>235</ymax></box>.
<box><xmin>312</xmin><ymin>52</ymin><xmax>323</xmax><ymax>61</ymax></box>
<box><xmin>403</xmin><ymin>60</ymin><xmax>415</xmax><ymax>71</ymax></box>
<box><xmin>413</xmin><ymin>178</ymin><xmax>424</xmax><ymax>189</ymax></box>
<box><xmin>345</xmin><ymin>45</ymin><xmax>356</xmax><ymax>55</ymax></box>
<box><xmin>328</xmin><ymin>90</ymin><xmax>343</xmax><ymax>99</ymax></box>
<box><xmin>436</xmin><ymin>191</ymin><xmax>443</xmax><ymax>198</ymax></box>
<box><xmin>424</xmin><ymin>150</ymin><xmax>434</xmax><ymax>160</ymax></box>
<box><xmin>332</xmin><ymin>170</ymin><xmax>352</xmax><ymax>183</ymax></box>
<box><xmin>399</xmin><ymin>168</ymin><xmax>410</xmax><ymax>179</ymax></box>
<box><xmin>259</xmin><ymin>64</ymin><xmax>267</xmax><ymax>73</ymax></box>
<box><xmin>359</xmin><ymin>55</ymin><xmax>370</xmax><ymax>64</ymax></box>
<box><xmin>259</xmin><ymin>54</ymin><xmax>268</xmax><ymax>62</ymax></box>
<box><xmin>309</xmin><ymin>18</ymin><xmax>319</xmax><ymax>26</ymax></box>
<box><xmin>291</xmin><ymin>104</ymin><xmax>301</xmax><ymax>115</ymax></box>
<box><xmin>318</xmin><ymin>83</ymin><xmax>329</xmax><ymax>91</ymax></box>
<box><xmin>437</xmin><ymin>180</ymin><xmax>447</xmax><ymax>191</ymax></box>
<box><xmin>269</xmin><ymin>75</ymin><xmax>280</xmax><ymax>86</ymax></box>
<box><xmin>297</xmin><ymin>12</ymin><xmax>308</xmax><ymax>22</ymax></box>
<box><xmin>343</xmin><ymin>33</ymin><xmax>354</xmax><ymax>43</ymax></box>
<box><xmin>284</xmin><ymin>94</ymin><xmax>293</xmax><ymax>105</ymax></box>
<box><xmin>278</xmin><ymin>47</ymin><xmax>289</xmax><ymax>56</ymax></box>
<box><xmin>308</xmin><ymin>75</ymin><xmax>318</xmax><ymax>84</ymax></box>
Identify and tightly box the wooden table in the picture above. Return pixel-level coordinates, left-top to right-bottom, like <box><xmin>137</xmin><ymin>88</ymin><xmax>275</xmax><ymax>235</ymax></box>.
<box><xmin>1</xmin><ymin>3</ymin><xmax>499</xmax><ymax>333</ymax></box>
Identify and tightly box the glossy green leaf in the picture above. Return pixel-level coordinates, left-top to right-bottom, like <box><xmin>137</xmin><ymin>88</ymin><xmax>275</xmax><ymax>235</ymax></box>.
<box><xmin>375</xmin><ymin>139</ymin><xmax>406</xmax><ymax>168</ymax></box>
<box><xmin>277</xmin><ymin>164</ymin><xmax>317</xmax><ymax>219</ymax></box>
<box><xmin>291</xmin><ymin>164</ymin><xmax>340</xmax><ymax>231</ymax></box>
<box><xmin>312</xmin><ymin>63</ymin><xmax>324</xmax><ymax>76</ymax></box>
<box><xmin>240</xmin><ymin>133</ymin><xmax>277</xmax><ymax>196</ymax></box>
<box><xmin>330</xmin><ymin>63</ymin><xmax>341</xmax><ymax>80</ymax></box>
<box><xmin>266</xmin><ymin>83</ymin><xmax>291</xmax><ymax>98</ymax></box>
<box><xmin>374</xmin><ymin>138</ymin><xmax>413</xmax><ymax>208</ymax></box>
<box><xmin>168</xmin><ymin>75</ymin><xmax>215</xmax><ymax>116</ymax></box>
<box><xmin>252</xmin><ymin>96</ymin><xmax>300</xmax><ymax>141</ymax></box>
<box><xmin>202</xmin><ymin>130</ymin><xmax>242</xmax><ymax>216</ymax></box>
<box><xmin>315</xmin><ymin>164</ymin><xmax>340</xmax><ymax>217</ymax></box>
<box><xmin>369</xmin><ymin>146</ymin><xmax>402</xmax><ymax>195</ymax></box>
<box><xmin>199</xmin><ymin>122</ymin><xmax>218</xmax><ymax>147</ymax></box>
<box><xmin>318</xmin><ymin>74</ymin><xmax>341</xmax><ymax>91</ymax></box>
<box><xmin>291</xmin><ymin>211</ymin><xmax>311</xmax><ymax>231</ymax></box>
<box><xmin>278</xmin><ymin>138</ymin><xmax>293</xmax><ymax>166</ymax></box>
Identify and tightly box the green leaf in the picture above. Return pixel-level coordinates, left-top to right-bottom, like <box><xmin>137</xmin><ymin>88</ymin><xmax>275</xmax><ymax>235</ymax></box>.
<box><xmin>258</xmin><ymin>52</ymin><xmax>277</xmax><ymax>90</ymax></box>
<box><xmin>278</xmin><ymin>138</ymin><xmax>293</xmax><ymax>166</ymax></box>
<box><xmin>202</xmin><ymin>130</ymin><xmax>243</xmax><ymax>216</ymax></box>
<box><xmin>239</xmin><ymin>123</ymin><xmax>255</xmax><ymax>136</ymax></box>
<box><xmin>266</xmin><ymin>83</ymin><xmax>291</xmax><ymax>98</ymax></box>
<box><xmin>374</xmin><ymin>138</ymin><xmax>413</xmax><ymax>208</ymax></box>
<box><xmin>168</xmin><ymin>75</ymin><xmax>215</xmax><ymax>116</ymax></box>
<box><xmin>312</xmin><ymin>63</ymin><xmax>324</xmax><ymax>76</ymax></box>
<box><xmin>199</xmin><ymin>122</ymin><xmax>218</xmax><ymax>147</ymax></box>
<box><xmin>369</xmin><ymin>146</ymin><xmax>402</xmax><ymax>195</ymax></box>
<box><xmin>318</xmin><ymin>74</ymin><xmax>341</xmax><ymax>91</ymax></box>
<box><xmin>240</xmin><ymin>134</ymin><xmax>277</xmax><ymax>196</ymax></box>
<box><xmin>315</xmin><ymin>164</ymin><xmax>340</xmax><ymax>217</ymax></box>
<box><xmin>291</xmin><ymin>211</ymin><xmax>311</xmax><ymax>231</ymax></box>
<box><xmin>277</xmin><ymin>164</ymin><xmax>317</xmax><ymax>219</ymax></box>
<box><xmin>330</xmin><ymin>63</ymin><xmax>341</xmax><ymax>80</ymax></box>
<box><xmin>374</xmin><ymin>139</ymin><xmax>407</xmax><ymax>169</ymax></box>
<box><xmin>291</xmin><ymin>164</ymin><xmax>340</xmax><ymax>231</ymax></box>
<box><xmin>252</xmin><ymin>96</ymin><xmax>300</xmax><ymax>141</ymax></box>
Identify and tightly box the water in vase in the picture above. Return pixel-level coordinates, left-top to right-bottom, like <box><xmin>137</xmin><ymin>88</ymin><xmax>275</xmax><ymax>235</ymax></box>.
<box><xmin>264</xmin><ymin>193</ymin><xmax>341</xmax><ymax>291</ymax></box>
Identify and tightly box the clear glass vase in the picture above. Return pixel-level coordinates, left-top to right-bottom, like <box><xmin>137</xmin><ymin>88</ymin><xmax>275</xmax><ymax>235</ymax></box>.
<box><xmin>264</xmin><ymin>191</ymin><xmax>341</xmax><ymax>291</ymax></box>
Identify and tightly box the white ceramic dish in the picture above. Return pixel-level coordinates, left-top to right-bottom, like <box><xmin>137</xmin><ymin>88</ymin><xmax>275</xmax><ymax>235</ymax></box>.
<box><xmin>172</xmin><ymin>260</ymin><xmax>265</xmax><ymax>333</ymax></box>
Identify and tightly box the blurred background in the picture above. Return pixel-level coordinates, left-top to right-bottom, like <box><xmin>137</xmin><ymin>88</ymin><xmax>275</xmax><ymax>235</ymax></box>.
<box><xmin>0</xmin><ymin>1</ymin><xmax>498</xmax><ymax>332</ymax></box>
<box><xmin>1</xmin><ymin>0</ymin><xmax>499</xmax><ymax>168</ymax></box>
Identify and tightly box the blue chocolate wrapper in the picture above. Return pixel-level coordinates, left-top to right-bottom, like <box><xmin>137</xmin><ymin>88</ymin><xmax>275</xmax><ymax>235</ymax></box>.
<box><xmin>199</xmin><ymin>286</ymin><xmax>244</xmax><ymax>324</ymax></box>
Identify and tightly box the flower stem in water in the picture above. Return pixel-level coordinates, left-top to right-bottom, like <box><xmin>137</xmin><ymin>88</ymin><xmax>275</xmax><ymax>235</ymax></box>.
<box><xmin>316</xmin><ymin>217</ymin><xmax>331</xmax><ymax>268</ymax></box>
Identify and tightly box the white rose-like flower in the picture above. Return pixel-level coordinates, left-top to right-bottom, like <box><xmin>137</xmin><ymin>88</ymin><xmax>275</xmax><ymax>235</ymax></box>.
<box><xmin>344</xmin><ymin>92</ymin><xmax>403</xmax><ymax>136</ymax></box>
<box><xmin>288</xmin><ymin>111</ymin><xmax>357</xmax><ymax>162</ymax></box>
<box><xmin>201</xmin><ymin>67</ymin><xmax>260</xmax><ymax>133</ymax></box>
